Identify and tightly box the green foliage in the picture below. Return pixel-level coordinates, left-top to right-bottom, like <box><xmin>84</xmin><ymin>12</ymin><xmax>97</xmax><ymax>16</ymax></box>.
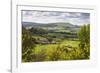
<box><xmin>78</xmin><ymin>24</ymin><xmax>90</xmax><ymax>58</ymax></box>
<box><xmin>25</xmin><ymin>40</ymin><xmax>88</xmax><ymax>62</ymax></box>
<box><xmin>47</xmin><ymin>45</ymin><xmax>62</xmax><ymax>61</ymax></box>
<box><xmin>32</xmin><ymin>48</ymin><xmax>47</xmax><ymax>62</ymax></box>
<box><xmin>22</xmin><ymin>26</ymin><xmax>36</xmax><ymax>62</ymax></box>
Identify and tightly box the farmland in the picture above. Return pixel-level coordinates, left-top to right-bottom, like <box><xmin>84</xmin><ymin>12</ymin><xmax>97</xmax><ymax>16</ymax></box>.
<box><xmin>22</xmin><ymin>22</ymin><xmax>90</xmax><ymax>62</ymax></box>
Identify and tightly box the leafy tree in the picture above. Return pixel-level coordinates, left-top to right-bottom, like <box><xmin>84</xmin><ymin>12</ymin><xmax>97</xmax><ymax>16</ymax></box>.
<box><xmin>77</xmin><ymin>24</ymin><xmax>90</xmax><ymax>58</ymax></box>
<box><xmin>22</xmin><ymin>26</ymin><xmax>36</xmax><ymax>62</ymax></box>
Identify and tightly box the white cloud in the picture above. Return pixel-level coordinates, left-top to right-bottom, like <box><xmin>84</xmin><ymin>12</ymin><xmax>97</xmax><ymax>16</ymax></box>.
<box><xmin>22</xmin><ymin>10</ymin><xmax>90</xmax><ymax>25</ymax></box>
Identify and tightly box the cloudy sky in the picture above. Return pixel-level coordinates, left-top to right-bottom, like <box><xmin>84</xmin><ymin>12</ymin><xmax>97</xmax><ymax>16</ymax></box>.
<box><xmin>22</xmin><ymin>10</ymin><xmax>90</xmax><ymax>25</ymax></box>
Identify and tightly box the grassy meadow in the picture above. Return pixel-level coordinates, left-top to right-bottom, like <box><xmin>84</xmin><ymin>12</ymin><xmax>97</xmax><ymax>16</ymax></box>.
<box><xmin>22</xmin><ymin>22</ymin><xmax>90</xmax><ymax>62</ymax></box>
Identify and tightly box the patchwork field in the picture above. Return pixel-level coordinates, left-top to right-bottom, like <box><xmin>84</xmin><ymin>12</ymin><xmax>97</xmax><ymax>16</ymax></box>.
<box><xmin>22</xmin><ymin>22</ymin><xmax>90</xmax><ymax>62</ymax></box>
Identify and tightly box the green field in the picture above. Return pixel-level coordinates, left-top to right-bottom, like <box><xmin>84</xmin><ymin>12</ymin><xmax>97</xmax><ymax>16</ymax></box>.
<box><xmin>22</xmin><ymin>24</ymin><xmax>90</xmax><ymax>62</ymax></box>
<box><xmin>22</xmin><ymin>39</ymin><xmax>89</xmax><ymax>62</ymax></box>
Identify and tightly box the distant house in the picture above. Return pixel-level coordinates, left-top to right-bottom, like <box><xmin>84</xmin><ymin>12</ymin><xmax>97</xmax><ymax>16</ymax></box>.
<box><xmin>51</xmin><ymin>41</ymin><xmax>56</xmax><ymax>44</ymax></box>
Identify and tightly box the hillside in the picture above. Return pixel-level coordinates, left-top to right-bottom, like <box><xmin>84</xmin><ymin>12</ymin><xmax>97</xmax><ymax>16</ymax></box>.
<box><xmin>22</xmin><ymin>22</ymin><xmax>80</xmax><ymax>33</ymax></box>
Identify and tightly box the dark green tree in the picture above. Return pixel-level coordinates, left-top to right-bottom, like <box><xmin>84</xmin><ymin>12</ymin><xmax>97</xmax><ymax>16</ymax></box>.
<box><xmin>77</xmin><ymin>24</ymin><xmax>90</xmax><ymax>58</ymax></box>
<box><xmin>22</xmin><ymin>26</ymin><xmax>35</xmax><ymax>62</ymax></box>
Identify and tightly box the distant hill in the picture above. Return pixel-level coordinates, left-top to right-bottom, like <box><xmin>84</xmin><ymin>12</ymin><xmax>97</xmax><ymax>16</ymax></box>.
<box><xmin>22</xmin><ymin>22</ymin><xmax>80</xmax><ymax>32</ymax></box>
